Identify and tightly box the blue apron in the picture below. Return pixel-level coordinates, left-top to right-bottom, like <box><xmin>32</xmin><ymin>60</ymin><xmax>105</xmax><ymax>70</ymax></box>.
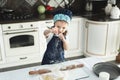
<box><xmin>41</xmin><ymin>35</ymin><xmax>65</xmax><ymax>65</ymax></box>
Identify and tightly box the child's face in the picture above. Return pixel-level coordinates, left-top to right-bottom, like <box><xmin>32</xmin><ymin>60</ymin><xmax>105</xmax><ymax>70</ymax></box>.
<box><xmin>54</xmin><ymin>21</ymin><xmax>68</xmax><ymax>34</ymax></box>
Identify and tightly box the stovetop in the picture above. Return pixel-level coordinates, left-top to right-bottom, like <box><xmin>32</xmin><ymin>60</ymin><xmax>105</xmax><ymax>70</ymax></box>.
<box><xmin>0</xmin><ymin>13</ymin><xmax>37</xmax><ymax>22</ymax></box>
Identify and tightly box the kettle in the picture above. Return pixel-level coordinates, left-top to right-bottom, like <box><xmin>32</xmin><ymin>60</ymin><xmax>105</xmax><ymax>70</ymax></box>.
<box><xmin>110</xmin><ymin>5</ymin><xmax>120</xmax><ymax>19</ymax></box>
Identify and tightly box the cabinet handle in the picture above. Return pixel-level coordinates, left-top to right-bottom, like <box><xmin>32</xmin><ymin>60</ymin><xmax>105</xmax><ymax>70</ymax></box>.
<box><xmin>4</xmin><ymin>30</ymin><xmax>38</xmax><ymax>35</ymax></box>
<box><xmin>20</xmin><ymin>57</ymin><xmax>27</xmax><ymax>60</ymax></box>
<box><xmin>45</xmin><ymin>21</ymin><xmax>53</xmax><ymax>23</ymax></box>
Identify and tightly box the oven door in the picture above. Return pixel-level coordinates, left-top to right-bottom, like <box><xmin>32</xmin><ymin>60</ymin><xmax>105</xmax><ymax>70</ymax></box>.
<box><xmin>3</xmin><ymin>28</ymin><xmax>40</xmax><ymax>57</ymax></box>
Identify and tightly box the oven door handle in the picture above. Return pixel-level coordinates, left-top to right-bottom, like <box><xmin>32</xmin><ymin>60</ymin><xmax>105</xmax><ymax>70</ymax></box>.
<box><xmin>4</xmin><ymin>30</ymin><xmax>38</xmax><ymax>35</ymax></box>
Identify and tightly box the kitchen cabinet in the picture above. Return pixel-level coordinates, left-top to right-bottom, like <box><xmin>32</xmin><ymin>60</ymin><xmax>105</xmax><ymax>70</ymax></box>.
<box><xmin>0</xmin><ymin>17</ymin><xmax>119</xmax><ymax>68</ymax></box>
<box><xmin>38</xmin><ymin>20</ymin><xmax>54</xmax><ymax>62</ymax></box>
<box><xmin>0</xmin><ymin>17</ymin><xmax>85</xmax><ymax>68</ymax></box>
<box><xmin>84</xmin><ymin>20</ymin><xmax>120</xmax><ymax>60</ymax></box>
<box><xmin>0</xmin><ymin>22</ymin><xmax>42</xmax><ymax>68</ymax></box>
<box><xmin>65</xmin><ymin>17</ymin><xmax>84</xmax><ymax>58</ymax></box>
<box><xmin>0</xmin><ymin>25</ymin><xmax>5</xmax><ymax>64</ymax></box>
<box><xmin>38</xmin><ymin>18</ymin><xmax>84</xmax><ymax>61</ymax></box>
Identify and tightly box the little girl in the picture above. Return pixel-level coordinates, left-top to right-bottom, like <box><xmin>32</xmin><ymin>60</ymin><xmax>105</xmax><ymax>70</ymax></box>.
<box><xmin>41</xmin><ymin>9</ymin><xmax>72</xmax><ymax>65</ymax></box>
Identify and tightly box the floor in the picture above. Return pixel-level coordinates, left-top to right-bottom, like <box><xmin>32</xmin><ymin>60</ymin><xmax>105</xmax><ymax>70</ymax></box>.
<box><xmin>0</xmin><ymin>55</ymin><xmax>86</xmax><ymax>72</ymax></box>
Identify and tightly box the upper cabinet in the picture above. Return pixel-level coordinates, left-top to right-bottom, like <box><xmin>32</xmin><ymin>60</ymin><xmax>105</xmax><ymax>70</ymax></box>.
<box><xmin>84</xmin><ymin>20</ymin><xmax>120</xmax><ymax>60</ymax></box>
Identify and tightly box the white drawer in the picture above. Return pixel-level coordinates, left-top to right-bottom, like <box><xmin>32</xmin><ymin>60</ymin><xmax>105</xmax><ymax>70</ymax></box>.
<box><xmin>1</xmin><ymin>22</ymin><xmax>39</xmax><ymax>31</ymax></box>
<box><xmin>6</xmin><ymin>54</ymin><xmax>40</xmax><ymax>63</ymax></box>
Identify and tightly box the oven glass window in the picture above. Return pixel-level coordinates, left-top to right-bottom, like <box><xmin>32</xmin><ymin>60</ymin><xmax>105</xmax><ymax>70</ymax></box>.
<box><xmin>10</xmin><ymin>35</ymin><xmax>34</xmax><ymax>48</ymax></box>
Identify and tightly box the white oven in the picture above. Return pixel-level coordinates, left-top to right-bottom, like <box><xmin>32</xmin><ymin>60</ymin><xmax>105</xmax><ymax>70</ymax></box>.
<box><xmin>1</xmin><ymin>22</ymin><xmax>40</xmax><ymax>57</ymax></box>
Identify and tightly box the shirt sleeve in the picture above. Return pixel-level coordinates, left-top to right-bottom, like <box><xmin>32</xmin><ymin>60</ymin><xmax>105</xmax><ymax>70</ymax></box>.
<box><xmin>46</xmin><ymin>33</ymin><xmax>54</xmax><ymax>44</ymax></box>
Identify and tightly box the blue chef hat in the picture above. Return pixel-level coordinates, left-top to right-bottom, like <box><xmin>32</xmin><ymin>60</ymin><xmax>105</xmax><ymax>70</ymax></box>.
<box><xmin>53</xmin><ymin>9</ymin><xmax>72</xmax><ymax>23</ymax></box>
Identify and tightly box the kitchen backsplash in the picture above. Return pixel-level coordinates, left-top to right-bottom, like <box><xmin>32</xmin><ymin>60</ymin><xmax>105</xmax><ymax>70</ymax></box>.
<box><xmin>0</xmin><ymin>0</ymin><xmax>41</xmax><ymax>15</ymax></box>
<box><xmin>1</xmin><ymin>0</ymin><xmax>120</xmax><ymax>15</ymax></box>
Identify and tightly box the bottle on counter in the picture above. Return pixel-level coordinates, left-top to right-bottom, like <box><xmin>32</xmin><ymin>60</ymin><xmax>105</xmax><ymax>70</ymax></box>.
<box><xmin>86</xmin><ymin>2</ymin><xmax>90</xmax><ymax>11</ymax></box>
<box><xmin>85</xmin><ymin>1</ymin><xmax>92</xmax><ymax>12</ymax></box>
<box><xmin>105</xmin><ymin>3</ymin><xmax>112</xmax><ymax>16</ymax></box>
<box><xmin>89</xmin><ymin>2</ymin><xmax>93</xmax><ymax>12</ymax></box>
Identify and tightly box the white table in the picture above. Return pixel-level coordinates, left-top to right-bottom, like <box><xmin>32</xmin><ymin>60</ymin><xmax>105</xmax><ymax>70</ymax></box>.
<box><xmin>0</xmin><ymin>57</ymin><xmax>119</xmax><ymax>80</ymax></box>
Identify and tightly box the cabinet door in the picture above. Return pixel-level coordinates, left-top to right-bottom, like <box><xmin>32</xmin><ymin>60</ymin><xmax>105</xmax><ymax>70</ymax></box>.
<box><xmin>0</xmin><ymin>25</ymin><xmax>5</xmax><ymax>63</ymax></box>
<box><xmin>38</xmin><ymin>20</ymin><xmax>54</xmax><ymax>62</ymax></box>
<box><xmin>0</xmin><ymin>45</ymin><xmax>2</xmax><ymax>62</ymax></box>
<box><xmin>38</xmin><ymin>22</ymin><xmax>47</xmax><ymax>62</ymax></box>
<box><xmin>65</xmin><ymin>18</ymin><xmax>83</xmax><ymax>58</ymax></box>
<box><xmin>0</xmin><ymin>49</ymin><xmax>1</xmax><ymax>61</ymax></box>
<box><xmin>85</xmin><ymin>21</ymin><xmax>108</xmax><ymax>56</ymax></box>
<box><xmin>107</xmin><ymin>22</ymin><xmax>120</xmax><ymax>54</ymax></box>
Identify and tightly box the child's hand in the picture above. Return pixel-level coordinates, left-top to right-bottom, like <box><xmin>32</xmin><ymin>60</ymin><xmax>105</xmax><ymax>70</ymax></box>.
<box><xmin>51</xmin><ymin>27</ymin><xmax>58</xmax><ymax>35</ymax></box>
<box><xmin>58</xmin><ymin>33</ymin><xmax>65</xmax><ymax>41</ymax></box>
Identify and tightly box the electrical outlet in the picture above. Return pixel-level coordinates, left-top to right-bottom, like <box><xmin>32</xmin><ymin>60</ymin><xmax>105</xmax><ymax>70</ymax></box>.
<box><xmin>108</xmin><ymin>0</ymin><xmax>116</xmax><ymax>5</ymax></box>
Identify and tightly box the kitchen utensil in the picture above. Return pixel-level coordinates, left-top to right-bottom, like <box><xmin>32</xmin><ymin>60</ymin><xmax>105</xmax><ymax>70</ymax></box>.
<box><xmin>0</xmin><ymin>8</ymin><xmax>14</xmax><ymax>14</ymax></box>
<box><xmin>85</xmin><ymin>1</ymin><xmax>92</xmax><ymax>12</ymax></box>
<box><xmin>2</xmin><ymin>8</ymin><xmax>13</xmax><ymax>13</ymax></box>
<box><xmin>93</xmin><ymin>62</ymin><xmax>120</xmax><ymax>80</ymax></box>
<box><xmin>60</xmin><ymin>64</ymin><xmax>84</xmax><ymax>71</ymax></box>
<box><xmin>85</xmin><ymin>2</ymin><xmax>90</xmax><ymax>11</ymax></box>
<box><xmin>105</xmin><ymin>3</ymin><xmax>112</xmax><ymax>15</ymax></box>
<box><xmin>110</xmin><ymin>5</ymin><xmax>120</xmax><ymax>19</ymax></box>
<box><xmin>99</xmin><ymin>72</ymin><xmax>110</xmax><ymax>80</ymax></box>
<box><xmin>67</xmin><ymin>68</ymin><xmax>89</xmax><ymax>80</ymax></box>
<box><xmin>29</xmin><ymin>69</ymin><xmax>51</xmax><ymax>75</ymax></box>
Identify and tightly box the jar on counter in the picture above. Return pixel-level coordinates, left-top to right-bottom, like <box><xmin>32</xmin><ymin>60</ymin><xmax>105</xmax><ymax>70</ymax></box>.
<box><xmin>110</xmin><ymin>5</ymin><xmax>120</xmax><ymax>19</ymax></box>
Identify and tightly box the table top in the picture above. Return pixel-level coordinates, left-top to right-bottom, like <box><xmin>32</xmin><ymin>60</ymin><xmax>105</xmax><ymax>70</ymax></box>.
<box><xmin>0</xmin><ymin>57</ymin><xmax>120</xmax><ymax>80</ymax></box>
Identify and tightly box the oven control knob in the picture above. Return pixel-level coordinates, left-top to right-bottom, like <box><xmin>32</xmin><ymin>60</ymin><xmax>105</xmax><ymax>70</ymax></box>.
<box><xmin>30</xmin><ymin>24</ymin><xmax>33</xmax><ymax>27</ymax></box>
<box><xmin>20</xmin><ymin>25</ymin><xmax>23</xmax><ymax>28</ymax></box>
<box><xmin>8</xmin><ymin>26</ymin><xmax>11</xmax><ymax>29</ymax></box>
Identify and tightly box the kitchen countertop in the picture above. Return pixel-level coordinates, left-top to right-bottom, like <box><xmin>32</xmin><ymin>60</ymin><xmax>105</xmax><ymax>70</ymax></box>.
<box><xmin>0</xmin><ymin>56</ymin><xmax>120</xmax><ymax>80</ymax></box>
<box><xmin>0</xmin><ymin>11</ymin><xmax>120</xmax><ymax>24</ymax></box>
<box><xmin>79</xmin><ymin>12</ymin><xmax>120</xmax><ymax>21</ymax></box>
<box><xmin>0</xmin><ymin>57</ymin><xmax>99</xmax><ymax>80</ymax></box>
